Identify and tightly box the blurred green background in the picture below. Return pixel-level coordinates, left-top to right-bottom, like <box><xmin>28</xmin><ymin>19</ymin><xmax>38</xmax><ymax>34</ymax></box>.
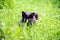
<box><xmin>0</xmin><ymin>0</ymin><xmax>60</xmax><ymax>40</ymax></box>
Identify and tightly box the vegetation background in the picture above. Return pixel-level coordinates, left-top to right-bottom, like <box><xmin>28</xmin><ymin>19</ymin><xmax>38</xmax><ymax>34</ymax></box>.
<box><xmin>0</xmin><ymin>0</ymin><xmax>60</xmax><ymax>40</ymax></box>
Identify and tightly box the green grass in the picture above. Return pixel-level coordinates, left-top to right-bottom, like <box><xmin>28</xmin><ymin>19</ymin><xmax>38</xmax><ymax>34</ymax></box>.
<box><xmin>0</xmin><ymin>0</ymin><xmax>60</xmax><ymax>40</ymax></box>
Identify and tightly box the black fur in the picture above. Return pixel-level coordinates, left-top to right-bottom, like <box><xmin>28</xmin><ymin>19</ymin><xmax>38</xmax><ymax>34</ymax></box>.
<box><xmin>20</xmin><ymin>11</ymin><xmax>38</xmax><ymax>26</ymax></box>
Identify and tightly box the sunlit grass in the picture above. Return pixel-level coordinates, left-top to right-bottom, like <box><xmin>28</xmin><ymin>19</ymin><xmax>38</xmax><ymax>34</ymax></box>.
<box><xmin>0</xmin><ymin>0</ymin><xmax>60</xmax><ymax>40</ymax></box>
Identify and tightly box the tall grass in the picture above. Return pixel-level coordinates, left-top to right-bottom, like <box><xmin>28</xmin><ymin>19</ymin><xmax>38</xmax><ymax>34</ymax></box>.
<box><xmin>0</xmin><ymin>0</ymin><xmax>60</xmax><ymax>40</ymax></box>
